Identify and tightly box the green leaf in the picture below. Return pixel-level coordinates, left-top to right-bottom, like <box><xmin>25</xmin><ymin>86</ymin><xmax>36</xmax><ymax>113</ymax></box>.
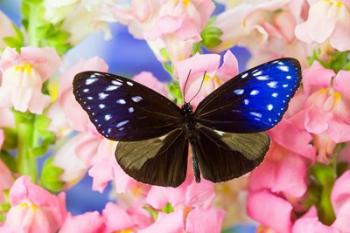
<box><xmin>162</xmin><ymin>202</ymin><xmax>174</xmax><ymax>214</ymax></box>
<box><xmin>2</xmin><ymin>128</ymin><xmax>17</xmax><ymax>149</ymax></box>
<box><xmin>167</xmin><ymin>80</ymin><xmax>184</xmax><ymax>104</ymax></box>
<box><xmin>0</xmin><ymin>151</ymin><xmax>17</xmax><ymax>172</ymax></box>
<box><xmin>32</xmin><ymin>114</ymin><xmax>56</xmax><ymax>157</ymax></box>
<box><xmin>40</xmin><ymin>157</ymin><xmax>64</xmax><ymax>193</ymax></box>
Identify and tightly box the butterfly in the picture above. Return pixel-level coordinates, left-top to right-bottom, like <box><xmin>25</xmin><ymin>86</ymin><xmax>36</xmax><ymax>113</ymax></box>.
<box><xmin>73</xmin><ymin>58</ymin><xmax>301</xmax><ymax>187</ymax></box>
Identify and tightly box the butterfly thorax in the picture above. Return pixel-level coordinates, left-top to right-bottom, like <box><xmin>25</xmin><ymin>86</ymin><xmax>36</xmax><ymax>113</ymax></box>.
<box><xmin>181</xmin><ymin>103</ymin><xmax>196</xmax><ymax>139</ymax></box>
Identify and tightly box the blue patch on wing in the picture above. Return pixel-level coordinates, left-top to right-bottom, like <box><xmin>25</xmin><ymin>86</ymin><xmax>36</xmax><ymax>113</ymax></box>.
<box><xmin>195</xmin><ymin>58</ymin><xmax>301</xmax><ymax>133</ymax></box>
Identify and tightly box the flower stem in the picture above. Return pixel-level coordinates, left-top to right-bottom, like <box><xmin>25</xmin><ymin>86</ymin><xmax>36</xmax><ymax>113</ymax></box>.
<box><xmin>15</xmin><ymin>112</ymin><xmax>37</xmax><ymax>182</ymax></box>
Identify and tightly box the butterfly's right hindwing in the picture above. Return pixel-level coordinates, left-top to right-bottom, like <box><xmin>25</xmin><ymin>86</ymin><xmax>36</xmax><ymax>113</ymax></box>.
<box><xmin>73</xmin><ymin>71</ymin><xmax>183</xmax><ymax>141</ymax></box>
<box><xmin>192</xmin><ymin>126</ymin><xmax>270</xmax><ymax>182</ymax></box>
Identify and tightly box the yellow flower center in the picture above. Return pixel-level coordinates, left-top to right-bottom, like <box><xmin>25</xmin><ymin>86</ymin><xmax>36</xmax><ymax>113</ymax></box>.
<box><xmin>15</xmin><ymin>63</ymin><xmax>33</xmax><ymax>74</ymax></box>
<box><xmin>19</xmin><ymin>201</ymin><xmax>38</xmax><ymax>211</ymax></box>
<box><xmin>323</xmin><ymin>0</ymin><xmax>344</xmax><ymax>8</ymax></box>
<box><xmin>115</xmin><ymin>229</ymin><xmax>133</xmax><ymax>233</ymax></box>
<box><xmin>204</xmin><ymin>74</ymin><xmax>222</xmax><ymax>86</ymax></box>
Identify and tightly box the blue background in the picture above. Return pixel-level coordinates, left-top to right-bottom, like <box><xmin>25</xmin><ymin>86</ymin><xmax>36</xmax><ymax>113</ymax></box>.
<box><xmin>0</xmin><ymin>1</ymin><xmax>255</xmax><ymax>232</ymax></box>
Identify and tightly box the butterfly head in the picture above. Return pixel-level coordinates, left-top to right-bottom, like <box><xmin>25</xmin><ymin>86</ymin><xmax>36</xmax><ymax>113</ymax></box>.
<box><xmin>181</xmin><ymin>102</ymin><xmax>193</xmax><ymax>116</ymax></box>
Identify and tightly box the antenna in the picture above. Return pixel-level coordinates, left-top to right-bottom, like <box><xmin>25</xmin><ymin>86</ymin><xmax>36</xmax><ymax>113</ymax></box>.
<box><xmin>183</xmin><ymin>69</ymin><xmax>192</xmax><ymax>101</ymax></box>
<box><xmin>188</xmin><ymin>71</ymin><xmax>207</xmax><ymax>104</ymax></box>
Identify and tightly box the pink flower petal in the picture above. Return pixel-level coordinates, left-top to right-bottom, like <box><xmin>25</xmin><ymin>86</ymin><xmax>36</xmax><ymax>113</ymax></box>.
<box><xmin>133</xmin><ymin>71</ymin><xmax>168</xmax><ymax>97</ymax></box>
<box><xmin>331</xmin><ymin>171</ymin><xmax>350</xmax><ymax>210</ymax></box>
<box><xmin>59</xmin><ymin>212</ymin><xmax>105</xmax><ymax>233</ymax></box>
<box><xmin>103</xmin><ymin>203</ymin><xmax>135</xmax><ymax>231</ymax></box>
<box><xmin>247</xmin><ymin>190</ymin><xmax>293</xmax><ymax>233</ymax></box>
<box><xmin>138</xmin><ymin>207</ymin><xmax>184</xmax><ymax>233</ymax></box>
<box><xmin>302</xmin><ymin>62</ymin><xmax>334</xmax><ymax>95</ymax></box>
<box><xmin>186</xmin><ymin>207</ymin><xmax>225</xmax><ymax>233</ymax></box>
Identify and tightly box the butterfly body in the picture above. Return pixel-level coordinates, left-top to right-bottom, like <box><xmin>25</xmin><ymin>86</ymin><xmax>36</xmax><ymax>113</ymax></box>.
<box><xmin>73</xmin><ymin>58</ymin><xmax>302</xmax><ymax>187</ymax></box>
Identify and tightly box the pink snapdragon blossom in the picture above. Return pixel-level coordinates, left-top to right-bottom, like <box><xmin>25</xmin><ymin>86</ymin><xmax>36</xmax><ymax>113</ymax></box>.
<box><xmin>0</xmin><ymin>47</ymin><xmax>61</xmax><ymax>113</ymax></box>
<box><xmin>0</xmin><ymin>158</ymin><xmax>13</xmax><ymax>202</ymax></box>
<box><xmin>0</xmin><ymin>11</ymin><xmax>16</xmax><ymax>49</ymax></box>
<box><xmin>133</xmin><ymin>71</ymin><xmax>168</xmax><ymax>97</ymax></box>
<box><xmin>59</xmin><ymin>211</ymin><xmax>105</xmax><ymax>233</ymax></box>
<box><xmin>112</xmin><ymin>0</ymin><xmax>215</xmax><ymax>61</ymax></box>
<box><xmin>142</xmin><ymin>175</ymin><xmax>224</xmax><ymax>233</ymax></box>
<box><xmin>0</xmin><ymin>176</ymin><xmax>67</xmax><ymax>233</ymax></box>
<box><xmin>295</xmin><ymin>0</ymin><xmax>350</xmax><ymax>51</ymax></box>
<box><xmin>290</xmin><ymin>62</ymin><xmax>350</xmax><ymax>161</ymax></box>
<box><xmin>175</xmin><ymin>50</ymin><xmax>239</xmax><ymax>108</ymax></box>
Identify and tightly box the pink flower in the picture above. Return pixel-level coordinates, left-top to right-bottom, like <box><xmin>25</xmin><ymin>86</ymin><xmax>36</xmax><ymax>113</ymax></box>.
<box><xmin>295</xmin><ymin>0</ymin><xmax>350</xmax><ymax>51</ymax></box>
<box><xmin>290</xmin><ymin>62</ymin><xmax>350</xmax><ymax>161</ymax></box>
<box><xmin>186</xmin><ymin>207</ymin><xmax>225</xmax><ymax>233</ymax></box>
<box><xmin>249</xmin><ymin>143</ymin><xmax>308</xmax><ymax>198</ymax></box>
<box><xmin>292</xmin><ymin>207</ymin><xmax>339</xmax><ymax>233</ymax></box>
<box><xmin>133</xmin><ymin>71</ymin><xmax>169</xmax><ymax>97</ymax></box>
<box><xmin>247</xmin><ymin>189</ymin><xmax>293</xmax><ymax>233</ymax></box>
<box><xmin>0</xmin><ymin>159</ymin><xmax>13</xmax><ymax>202</ymax></box>
<box><xmin>0</xmin><ymin>11</ymin><xmax>16</xmax><ymax>49</ymax></box>
<box><xmin>213</xmin><ymin>0</ymin><xmax>302</xmax><ymax>50</ymax></box>
<box><xmin>59</xmin><ymin>212</ymin><xmax>105</xmax><ymax>233</ymax></box>
<box><xmin>58</xmin><ymin>57</ymin><xmax>108</xmax><ymax>133</ymax></box>
<box><xmin>143</xmin><ymin>175</ymin><xmax>223</xmax><ymax>232</ymax></box>
<box><xmin>112</xmin><ymin>0</ymin><xmax>215</xmax><ymax>61</ymax></box>
<box><xmin>175</xmin><ymin>50</ymin><xmax>239</xmax><ymax>108</ymax></box>
<box><xmin>0</xmin><ymin>176</ymin><xmax>67</xmax><ymax>233</ymax></box>
<box><xmin>103</xmin><ymin>202</ymin><xmax>151</xmax><ymax>232</ymax></box>
<box><xmin>0</xmin><ymin>47</ymin><xmax>61</xmax><ymax>113</ymax></box>
<box><xmin>88</xmin><ymin>138</ymin><xmax>149</xmax><ymax>194</ymax></box>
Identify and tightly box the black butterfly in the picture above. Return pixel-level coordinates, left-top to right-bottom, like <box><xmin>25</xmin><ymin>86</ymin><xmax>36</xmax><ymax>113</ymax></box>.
<box><xmin>73</xmin><ymin>58</ymin><xmax>301</xmax><ymax>187</ymax></box>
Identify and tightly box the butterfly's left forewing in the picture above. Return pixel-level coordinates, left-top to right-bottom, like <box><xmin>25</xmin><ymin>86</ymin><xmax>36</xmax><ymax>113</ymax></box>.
<box><xmin>73</xmin><ymin>71</ymin><xmax>183</xmax><ymax>141</ymax></box>
<box><xmin>194</xmin><ymin>58</ymin><xmax>301</xmax><ymax>133</ymax></box>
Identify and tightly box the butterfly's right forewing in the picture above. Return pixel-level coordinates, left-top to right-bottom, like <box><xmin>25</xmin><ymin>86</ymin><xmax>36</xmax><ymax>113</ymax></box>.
<box><xmin>73</xmin><ymin>71</ymin><xmax>183</xmax><ymax>141</ymax></box>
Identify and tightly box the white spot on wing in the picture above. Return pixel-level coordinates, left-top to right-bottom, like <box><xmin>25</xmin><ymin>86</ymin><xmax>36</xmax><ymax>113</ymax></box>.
<box><xmin>85</xmin><ymin>78</ymin><xmax>97</xmax><ymax>85</ymax></box>
<box><xmin>132</xmin><ymin>96</ymin><xmax>143</xmax><ymax>102</ymax></box>
<box><xmin>128</xmin><ymin>107</ymin><xmax>134</xmax><ymax>113</ymax></box>
<box><xmin>250</xmin><ymin>90</ymin><xmax>259</xmax><ymax>95</ymax></box>
<box><xmin>283</xmin><ymin>84</ymin><xmax>289</xmax><ymax>88</ymax></box>
<box><xmin>127</xmin><ymin>81</ymin><xmax>134</xmax><ymax>86</ymax></box>
<box><xmin>278</xmin><ymin>66</ymin><xmax>289</xmax><ymax>72</ymax></box>
<box><xmin>234</xmin><ymin>89</ymin><xmax>244</xmax><ymax>95</ymax></box>
<box><xmin>99</xmin><ymin>93</ymin><xmax>109</xmax><ymax>100</ymax></box>
<box><xmin>267</xmin><ymin>104</ymin><xmax>273</xmax><ymax>111</ymax></box>
<box><xmin>267</xmin><ymin>81</ymin><xmax>278</xmax><ymax>88</ymax></box>
<box><xmin>105</xmin><ymin>114</ymin><xmax>112</xmax><ymax>121</ymax></box>
<box><xmin>116</xmin><ymin>99</ymin><xmax>126</xmax><ymax>104</ymax></box>
<box><xmin>256</xmin><ymin>75</ymin><xmax>269</xmax><ymax>81</ymax></box>
<box><xmin>244</xmin><ymin>99</ymin><xmax>249</xmax><ymax>105</ymax></box>
<box><xmin>250</xmin><ymin>112</ymin><xmax>262</xmax><ymax>118</ymax></box>
<box><xmin>83</xmin><ymin>88</ymin><xmax>89</xmax><ymax>93</ymax></box>
<box><xmin>99</xmin><ymin>104</ymin><xmax>105</xmax><ymax>109</ymax></box>
<box><xmin>286</xmin><ymin>75</ymin><xmax>292</xmax><ymax>80</ymax></box>
<box><xmin>272</xmin><ymin>92</ymin><xmax>278</xmax><ymax>97</ymax></box>
<box><xmin>241</xmin><ymin>73</ymin><xmax>248</xmax><ymax>79</ymax></box>
<box><xmin>116</xmin><ymin>120</ymin><xmax>129</xmax><ymax>128</ymax></box>
<box><xmin>112</xmin><ymin>80</ymin><xmax>122</xmax><ymax>86</ymax></box>
<box><xmin>106</xmin><ymin>85</ymin><xmax>119</xmax><ymax>91</ymax></box>
<box><xmin>253</xmin><ymin>70</ymin><xmax>262</xmax><ymax>76</ymax></box>
<box><xmin>87</xmin><ymin>96</ymin><xmax>93</xmax><ymax>100</ymax></box>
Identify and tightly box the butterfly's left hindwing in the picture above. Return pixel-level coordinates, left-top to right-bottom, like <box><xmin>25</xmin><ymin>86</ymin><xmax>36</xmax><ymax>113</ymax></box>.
<box><xmin>73</xmin><ymin>71</ymin><xmax>183</xmax><ymax>141</ymax></box>
<box><xmin>195</xmin><ymin>58</ymin><xmax>301</xmax><ymax>133</ymax></box>
<box><xmin>116</xmin><ymin>129</ymin><xmax>188</xmax><ymax>187</ymax></box>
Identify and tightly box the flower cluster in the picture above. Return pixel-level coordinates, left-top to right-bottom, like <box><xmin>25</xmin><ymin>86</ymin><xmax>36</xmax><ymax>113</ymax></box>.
<box><xmin>0</xmin><ymin>0</ymin><xmax>350</xmax><ymax>232</ymax></box>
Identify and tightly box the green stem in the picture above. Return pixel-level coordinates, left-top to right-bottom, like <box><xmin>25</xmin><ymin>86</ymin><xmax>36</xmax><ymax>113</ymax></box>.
<box><xmin>28</xmin><ymin>3</ymin><xmax>41</xmax><ymax>46</ymax></box>
<box><xmin>16</xmin><ymin>113</ymin><xmax>37</xmax><ymax>182</ymax></box>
